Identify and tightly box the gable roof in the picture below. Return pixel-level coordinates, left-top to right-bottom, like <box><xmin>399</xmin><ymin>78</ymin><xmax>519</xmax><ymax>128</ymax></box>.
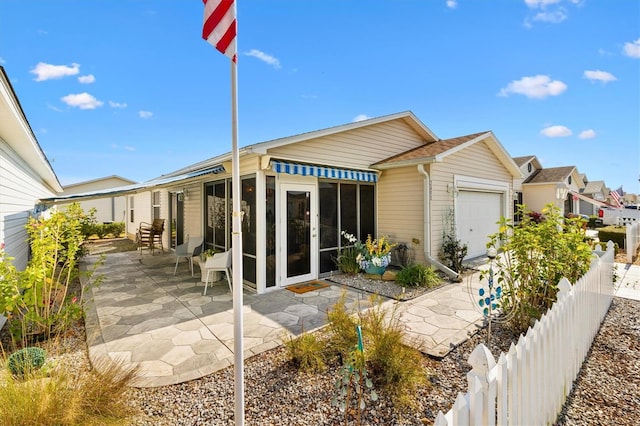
<box><xmin>63</xmin><ymin>175</ymin><xmax>137</xmax><ymax>190</ymax></box>
<box><xmin>581</xmin><ymin>180</ymin><xmax>606</xmax><ymax>195</ymax></box>
<box><xmin>0</xmin><ymin>66</ymin><xmax>62</xmax><ymax>193</ymax></box>
<box><xmin>246</xmin><ymin>111</ymin><xmax>438</xmax><ymax>154</ymax></box>
<box><xmin>372</xmin><ymin>131</ymin><xmax>522</xmax><ymax>177</ymax></box>
<box><xmin>513</xmin><ymin>155</ymin><xmax>542</xmax><ymax>170</ymax></box>
<box><xmin>525</xmin><ymin>166</ymin><xmax>576</xmax><ymax>184</ymax></box>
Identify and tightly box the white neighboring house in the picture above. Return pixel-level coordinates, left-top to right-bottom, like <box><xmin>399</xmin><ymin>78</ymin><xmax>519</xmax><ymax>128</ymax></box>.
<box><xmin>59</xmin><ymin>175</ymin><xmax>136</xmax><ymax>223</ymax></box>
<box><xmin>0</xmin><ymin>66</ymin><xmax>63</xmax><ymax>329</ymax></box>
<box><xmin>0</xmin><ymin>66</ymin><xmax>62</xmax><ymax>271</ymax></box>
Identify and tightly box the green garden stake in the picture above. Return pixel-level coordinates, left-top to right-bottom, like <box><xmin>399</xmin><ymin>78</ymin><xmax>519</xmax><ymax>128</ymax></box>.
<box><xmin>356</xmin><ymin>325</ymin><xmax>363</xmax><ymax>353</ymax></box>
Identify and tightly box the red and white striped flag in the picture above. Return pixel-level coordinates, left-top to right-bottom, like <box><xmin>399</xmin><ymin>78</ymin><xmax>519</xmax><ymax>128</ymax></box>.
<box><xmin>202</xmin><ymin>0</ymin><xmax>237</xmax><ymax>62</ymax></box>
<box><xmin>610</xmin><ymin>186</ymin><xmax>623</xmax><ymax>208</ymax></box>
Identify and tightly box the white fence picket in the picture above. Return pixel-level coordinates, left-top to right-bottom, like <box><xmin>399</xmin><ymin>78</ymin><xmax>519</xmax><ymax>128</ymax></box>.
<box><xmin>496</xmin><ymin>353</ymin><xmax>508</xmax><ymax>425</ymax></box>
<box><xmin>627</xmin><ymin>221</ymin><xmax>639</xmax><ymax>264</ymax></box>
<box><xmin>434</xmin><ymin>242</ymin><xmax>615</xmax><ymax>426</ymax></box>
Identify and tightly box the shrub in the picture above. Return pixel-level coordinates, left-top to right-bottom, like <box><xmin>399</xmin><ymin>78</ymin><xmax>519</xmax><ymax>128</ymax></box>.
<box><xmin>6</xmin><ymin>347</ymin><xmax>46</xmax><ymax>376</ymax></box>
<box><xmin>0</xmin><ymin>203</ymin><xmax>102</xmax><ymax>346</ymax></box>
<box><xmin>105</xmin><ymin>222</ymin><xmax>125</xmax><ymax>238</ymax></box>
<box><xmin>0</xmin><ymin>356</ymin><xmax>138</xmax><ymax>425</ymax></box>
<box><xmin>361</xmin><ymin>297</ymin><xmax>427</xmax><ymax>410</ymax></box>
<box><xmin>395</xmin><ymin>263</ymin><xmax>441</xmax><ymax>288</ymax></box>
<box><xmin>488</xmin><ymin>204</ymin><xmax>593</xmax><ymax>334</ymax></box>
<box><xmin>439</xmin><ymin>208</ymin><xmax>467</xmax><ymax>272</ymax></box>
<box><xmin>327</xmin><ymin>293</ymin><xmax>428</xmax><ymax>411</ymax></box>
<box><xmin>284</xmin><ymin>331</ymin><xmax>326</xmax><ymax>373</ymax></box>
<box><xmin>326</xmin><ymin>293</ymin><xmax>358</xmax><ymax>357</ymax></box>
<box><xmin>598</xmin><ymin>226</ymin><xmax>626</xmax><ymax>249</ymax></box>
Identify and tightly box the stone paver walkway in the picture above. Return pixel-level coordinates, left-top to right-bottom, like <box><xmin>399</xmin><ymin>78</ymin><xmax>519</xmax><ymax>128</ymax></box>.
<box><xmin>82</xmin><ymin>251</ymin><xmax>487</xmax><ymax>387</ymax></box>
<box><xmin>614</xmin><ymin>262</ymin><xmax>640</xmax><ymax>301</ymax></box>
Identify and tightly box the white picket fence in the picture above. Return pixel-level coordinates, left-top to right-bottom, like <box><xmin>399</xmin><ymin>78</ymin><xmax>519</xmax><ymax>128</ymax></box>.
<box><xmin>434</xmin><ymin>241</ymin><xmax>615</xmax><ymax>426</ymax></box>
<box><xmin>626</xmin><ymin>222</ymin><xmax>640</xmax><ymax>263</ymax></box>
<box><xmin>601</xmin><ymin>208</ymin><xmax>640</xmax><ymax>226</ymax></box>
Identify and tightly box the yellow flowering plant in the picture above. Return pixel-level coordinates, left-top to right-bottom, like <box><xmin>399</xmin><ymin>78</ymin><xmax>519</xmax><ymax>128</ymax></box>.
<box><xmin>357</xmin><ymin>234</ymin><xmax>395</xmax><ymax>270</ymax></box>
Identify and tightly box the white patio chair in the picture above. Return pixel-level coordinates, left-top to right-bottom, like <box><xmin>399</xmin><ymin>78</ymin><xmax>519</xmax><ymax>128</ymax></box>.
<box><xmin>173</xmin><ymin>235</ymin><xmax>204</xmax><ymax>276</ymax></box>
<box><xmin>203</xmin><ymin>249</ymin><xmax>232</xmax><ymax>295</ymax></box>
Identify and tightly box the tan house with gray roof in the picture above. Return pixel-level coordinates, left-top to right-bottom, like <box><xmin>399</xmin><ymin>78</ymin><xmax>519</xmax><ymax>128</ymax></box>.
<box><xmin>522</xmin><ymin>165</ymin><xmax>584</xmax><ymax>215</ymax></box>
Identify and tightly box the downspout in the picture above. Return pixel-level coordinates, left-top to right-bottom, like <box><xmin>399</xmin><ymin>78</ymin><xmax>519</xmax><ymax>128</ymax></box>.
<box><xmin>417</xmin><ymin>164</ymin><xmax>460</xmax><ymax>281</ymax></box>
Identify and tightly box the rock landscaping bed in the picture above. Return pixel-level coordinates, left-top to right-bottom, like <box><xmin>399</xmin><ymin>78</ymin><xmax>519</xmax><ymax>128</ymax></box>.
<box><xmin>2</xmin><ymin>294</ymin><xmax>636</xmax><ymax>425</ymax></box>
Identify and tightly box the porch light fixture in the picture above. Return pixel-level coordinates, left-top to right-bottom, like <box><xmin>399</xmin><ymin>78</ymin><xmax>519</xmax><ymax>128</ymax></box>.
<box><xmin>556</xmin><ymin>183</ymin><xmax>568</xmax><ymax>200</ymax></box>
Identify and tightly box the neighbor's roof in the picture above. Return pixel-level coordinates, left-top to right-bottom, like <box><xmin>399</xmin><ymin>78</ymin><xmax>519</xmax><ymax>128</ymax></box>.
<box><xmin>581</xmin><ymin>180</ymin><xmax>606</xmax><ymax>194</ymax></box>
<box><xmin>525</xmin><ymin>166</ymin><xmax>576</xmax><ymax>184</ymax></box>
<box><xmin>512</xmin><ymin>155</ymin><xmax>536</xmax><ymax>167</ymax></box>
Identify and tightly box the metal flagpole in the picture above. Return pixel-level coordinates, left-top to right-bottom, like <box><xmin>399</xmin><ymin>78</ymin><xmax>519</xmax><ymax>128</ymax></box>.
<box><xmin>230</xmin><ymin>54</ymin><xmax>245</xmax><ymax>426</ymax></box>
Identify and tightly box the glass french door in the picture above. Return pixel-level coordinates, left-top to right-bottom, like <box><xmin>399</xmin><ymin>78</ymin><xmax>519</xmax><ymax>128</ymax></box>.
<box><xmin>280</xmin><ymin>183</ymin><xmax>317</xmax><ymax>286</ymax></box>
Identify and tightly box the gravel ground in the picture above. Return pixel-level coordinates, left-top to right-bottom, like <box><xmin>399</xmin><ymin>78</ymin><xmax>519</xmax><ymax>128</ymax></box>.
<box><xmin>2</xmin><ymin>284</ymin><xmax>637</xmax><ymax>425</ymax></box>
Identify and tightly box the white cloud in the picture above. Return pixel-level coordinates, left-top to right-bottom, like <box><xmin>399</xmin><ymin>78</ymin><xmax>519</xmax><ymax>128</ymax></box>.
<box><xmin>139</xmin><ymin>110</ymin><xmax>153</xmax><ymax>119</ymax></box>
<box><xmin>525</xmin><ymin>0</ymin><xmax>561</xmax><ymax>8</ymax></box>
<box><xmin>47</xmin><ymin>104</ymin><xmax>64</xmax><ymax>112</ymax></box>
<box><xmin>583</xmin><ymin>70</ymin><xmax>616</xmax><ymax>83</ymax></box>
<box><xmin>532</xmin><ymin>9</ymin><xmax>567</xmax><ymax>23</ymax></box>
<box><xmin>623</xmin><ymin>38</ymin><xmax>640</xmax><ymax>58</ymax></box>
<box><xmin>245</xmin><ymin>49</ymin><xmax>281</xmax><ymax>69</ymax></box>
<box><xmin>61</xmin><ymin>92</ymin><xmax>103</xmax><ymax>109</ymax></box>
<box><xmin>498</xmin><ymin>75</ymin><xmax>567</xmax><ymax>99</ymax></box>
<box><xmin>78</xmin><ymin>74</ymin><xmax>95</xmax><ymax>84</ymax></box>
<box><xmin>446</xmin><ymin>0</ymin><xmax>457</xmax><ymax>8</ymax></box>
<box><xmin>109</xmin><ymin>101</ymin><xmax>127</xmax><ymax>108</ymax></box>
<box><xmin>353</xmin><ymin>114</ymin><xmax>371</xmax><ymax>122</ymax></box>
<box><xmin>540</xmin><ymin>125</ymin><xmax>572</xmax><ymax>137</ymax></box>
<box><xmin>31</xmin><ymin>62</ymin><xmax>80</xmax><ymax>81</ymax></box>
<box><xmin>124</xmin><ymin>146</ymin><xmax>135</xmax><ymax>152</ymax></box>
<box><xmin>578</xmin><ymin>129</ymin><xmax>596</xmax><ymax>139</ymax></box>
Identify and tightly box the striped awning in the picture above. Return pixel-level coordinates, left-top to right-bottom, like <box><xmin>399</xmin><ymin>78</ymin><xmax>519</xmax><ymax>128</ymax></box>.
<box><xmin>271</xmin><ymin>160</ymin><xmax>378</xmax><ymax>183</ymax></box>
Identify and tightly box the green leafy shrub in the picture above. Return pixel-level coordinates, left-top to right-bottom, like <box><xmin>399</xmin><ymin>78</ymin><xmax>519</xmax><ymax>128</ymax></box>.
<box><xmin>7</xmin><ymin>347</ymin><xmax>46</xmax><ymax>376</ymax></box>
<box><xmin>488</xmin><ymin>204</ymin><xmax>593</xmax><ymax>334</ymax></box>
<box><xmin>0</xmin><ymin>203</ymin><xmax>102</xmax><ymax>346</ymax></box>
<box><xmin>105</xmin><ymin>222</ymin><xmax>125</xmax><ymax>238</ymax></box>
<box><xmin>395</xmin><ymin>263</ymin><xmax>441</xmax><ymax>288</ymax></box>
<box><xmin>284</xmin><ymin>331</ymin><xmax>326</xmax><ymax>373</ymax></box>
<box><xmin>598</xmin><ymin>226</ymin><xmax>626</xmax><ymax>249</ymax></box>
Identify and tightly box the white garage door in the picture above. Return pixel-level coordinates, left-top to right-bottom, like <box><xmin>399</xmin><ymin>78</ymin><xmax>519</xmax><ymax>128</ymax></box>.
<box><xmin>456</xmin><ymin>190</ymin><xmax>503</xmax><ymax>259</ymax></box>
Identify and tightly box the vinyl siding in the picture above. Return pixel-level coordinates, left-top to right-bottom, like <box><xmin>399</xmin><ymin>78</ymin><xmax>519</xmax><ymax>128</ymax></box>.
<box><xmin>377</xmin><ymin>166</ymin><xmax>427</xmax><ymax>264</ymax></box>
<box><xmin>266</xmin><ymin>121</ymin><xmax>426</xmax><ymax>169</ymax></box>
<box><xmin>430</xmin><ymin>141</ymin><xmax>512</xmax><ymax>258</ymax></box>
<box><xmin>0</xmin><ymin>139</ymin><xmax>56</xmax><ymax>270</ymax></box>
<box><xmin>522</xmin><ymin>184</ymin><xmax>556</xmax><ymax>213</ymax></box>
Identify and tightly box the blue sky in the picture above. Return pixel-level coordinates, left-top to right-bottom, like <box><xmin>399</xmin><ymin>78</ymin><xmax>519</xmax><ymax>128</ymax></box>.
<box><xmin>1</xmin><ymin>0</ymin><xmax>638</xmax><ymax>194</ymax></box>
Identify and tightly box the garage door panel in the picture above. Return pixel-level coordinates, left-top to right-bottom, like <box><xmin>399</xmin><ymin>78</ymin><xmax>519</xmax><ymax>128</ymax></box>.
<box><xmin>456</xmin><ymin>191</ymin><xmax>502</xmax><ymax>259</ymax></box>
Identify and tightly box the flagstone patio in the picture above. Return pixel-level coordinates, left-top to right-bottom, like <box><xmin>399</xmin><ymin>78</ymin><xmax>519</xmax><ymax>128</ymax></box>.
<box><xmin>81</xmin><ymin>251</ymin><xmax>486</xmax><ymax>387</ymax></box>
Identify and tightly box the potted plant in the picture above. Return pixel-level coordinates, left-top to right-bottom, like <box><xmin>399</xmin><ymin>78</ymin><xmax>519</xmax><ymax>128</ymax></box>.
<box><xmin>195</xmin><ymin>247</ymin><xmax>220</xmax><ymax>282</ymax></box>
<box><xmin>200</xmin><ymin>248</ymin><xmax>217</xmax><ymax>261</ymax></box>
<box><xmin>357</xmin><ymin>234</ymin><xmax>395</xmax><ymax>275</ymax></box>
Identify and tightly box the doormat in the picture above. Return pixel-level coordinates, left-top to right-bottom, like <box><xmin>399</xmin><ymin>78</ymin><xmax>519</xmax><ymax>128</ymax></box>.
<box><xmin>286</xmin><ymin>281</ymin><xmax>331</xmax><ymax>294</ymax></box>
